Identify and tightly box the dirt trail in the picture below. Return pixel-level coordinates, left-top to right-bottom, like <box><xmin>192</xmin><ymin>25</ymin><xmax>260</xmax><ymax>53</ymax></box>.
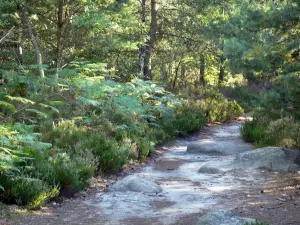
<box><xmin>3</xmin><ymin>120</ymin><xmax>300</xmax><ymax>225</ymax></box>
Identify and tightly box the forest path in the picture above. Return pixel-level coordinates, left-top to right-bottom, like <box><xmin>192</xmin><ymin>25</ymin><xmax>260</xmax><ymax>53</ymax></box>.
<box><xmin>6</xmin><ymin>119</ymin><xmax>300</xmax><ymax>225</ymax></box>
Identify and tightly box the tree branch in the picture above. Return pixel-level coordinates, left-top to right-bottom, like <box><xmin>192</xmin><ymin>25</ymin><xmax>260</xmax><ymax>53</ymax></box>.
<box><xmin>0</xmin><ymin>26</ymin><xmax>15</xmax><ymax>44</ymax></box>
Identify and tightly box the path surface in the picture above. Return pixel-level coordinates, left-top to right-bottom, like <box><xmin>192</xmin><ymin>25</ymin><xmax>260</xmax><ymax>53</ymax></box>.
<box><xmin>5</xmin><ymin>121</ymin><xmax>300</xmax><ymax>225</ymax></box>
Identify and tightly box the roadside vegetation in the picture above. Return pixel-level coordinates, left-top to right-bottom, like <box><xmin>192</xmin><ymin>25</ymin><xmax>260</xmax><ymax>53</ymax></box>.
<box><xmin>0</xmin><ymin>67</ymin><xmax>243</xmax><ymax>208</ymax></box>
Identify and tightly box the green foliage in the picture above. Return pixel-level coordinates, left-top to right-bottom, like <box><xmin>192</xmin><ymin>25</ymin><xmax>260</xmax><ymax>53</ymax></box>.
<box><xmin>175</xmin><ymin>102</ymin><xmax>208</xmax><ymax>136</ymax></box>
<box><xmin>231</xmin><ymin>86</ymin><xmax>259</xmax><ymax>112</ymax></box>
<box><xmin>265</xmin><ymin>117</ymin><xmax>300</xmax><ymax>149</ymax></box>
<box><xmin>5</xmin><ymin>177</ymin><xmax>59</xmax><ymax>209</ymax></box>
<box><xmin>241</xmin><ymin>74</ymin><xmax>300</xmax><ymax>150</ymax></box>
<box><xmin>195</xmin><ymin>88</ymin><xmax>244</xmax><ymax>122</ymax></box>
<box><xmin>50</xmin><ymin>150</ymin><xmax>97</xmax><ymax>193</ymax></box>
<box><xmin>241</xmin><ymin>120</ymin><xmax>266</xmax><ymax>146</ymax></box>
<box><xmin>0</xmin><ymin>123</ymin><xmax>59</xmax><ymax>208</ymax></box>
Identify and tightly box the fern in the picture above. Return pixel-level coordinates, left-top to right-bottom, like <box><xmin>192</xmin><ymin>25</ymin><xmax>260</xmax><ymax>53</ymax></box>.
<box><xmin>38</xmin><ymin>103</ymin><xmax>59</xmax><ymax>114</ymax></box>
<box><xmin>0</xmin><ymin>101</ymin><xmax>17</xmax><ymax>113</ymax></box>
<box><xmin>5</xmin><ymin>95</ymin><xmax>35</xmax><ymax>105</ymax></box>
<box><xmin>25</xmin><ymin>109</ymin><xmax>48</xmax><ymax>119</ymax></box>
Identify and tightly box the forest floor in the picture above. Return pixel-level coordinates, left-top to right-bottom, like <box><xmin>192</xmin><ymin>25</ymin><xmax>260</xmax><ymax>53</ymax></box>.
<box><xmin>1</xmin><ymin>118</ymin><xmax>300</xmax><ymax>225</ymax></box>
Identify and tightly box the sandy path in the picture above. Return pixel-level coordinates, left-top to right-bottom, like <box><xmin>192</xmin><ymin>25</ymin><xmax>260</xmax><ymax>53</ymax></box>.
<box><xmin>4</xmin><ymin>121</ymin><xmax>300</xmax><ymax>225</ymax></box>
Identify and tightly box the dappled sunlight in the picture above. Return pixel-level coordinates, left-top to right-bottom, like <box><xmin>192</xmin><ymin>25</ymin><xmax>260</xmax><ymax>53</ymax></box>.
<box><xmin>248</xmin><ymin>201</ymin><xmax>272</xmax><ymax>206</ymax></box>
<box><xmin>199</xmin><ymin>139</ymin><xmax>217</xmax><ymax>145</ymax></box>
<box><xmin>207</xmin><ymin>186</ymin><xmax>237</xmax><ymax>192</ymax></box>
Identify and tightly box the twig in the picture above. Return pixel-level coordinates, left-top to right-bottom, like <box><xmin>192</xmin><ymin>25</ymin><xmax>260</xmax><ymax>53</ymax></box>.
<box><xmin>0</xmin><ymin>26</ymin><xmax>15</xmax><ymax>44</ymax></box>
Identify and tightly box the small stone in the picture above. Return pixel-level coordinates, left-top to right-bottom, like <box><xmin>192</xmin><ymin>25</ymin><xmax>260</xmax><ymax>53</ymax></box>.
<box><xmin>295</xmin><ymin>190</ymin><xmax>300</xmax><ymax>196</ymax></box>
<box><xmin>108</xmin><ymin>175</ymin><xmax>163</xmax><ymax>193</ymax></box>
<box><xmin>198</xmin><ymin>165</ymin><xmax>220</xmax><ymax>174</ymax></box>
<box><xmin>197</xmin><ymin>210</ymin><xmax>256</xmax><ymax>225</ymax></box>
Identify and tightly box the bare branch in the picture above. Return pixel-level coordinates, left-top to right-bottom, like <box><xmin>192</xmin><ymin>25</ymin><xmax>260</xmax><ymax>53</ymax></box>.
<box><xmin>0</xmin><ymin>26</ymin><xmax>15</xmax><ymax>44</ymax></box>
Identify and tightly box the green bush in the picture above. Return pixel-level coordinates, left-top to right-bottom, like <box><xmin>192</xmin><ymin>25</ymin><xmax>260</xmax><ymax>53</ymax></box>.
<box><xmin>265</xmin><ymin>117</ymin><xmax>300</xmax><ymax>149</ymax></box>
<box><xmin>241</xmin><ymin>116</ymin><xmax>300</xmax><ymax>149</ymax></box>
<box><xmin>0</xmin><ymin>176</ymin><xmax>59</xmax><ymax>209</ymax></box>
<box><xmin>50</xmin><ymin>149</ymin><xmax>97</xmax><ymax>193</ymax></box>
<box><xmin>232</xmin><ymin>86</ymin><xmax>259</xmax><ymax>112</ymax></box>
<box><xmin>193</xmin><ymin>88</ymin><xmax>244</xmax><ymax>122</ymax></box>
<box><xmin>241</xmin><ymin>120</ymin><xmax>266</xmax><ymax>145</ymax></box>
<box><xmin>175</xmin><ymin>104</ymin><xmax>207</xmax><ymax>136</ymax></box>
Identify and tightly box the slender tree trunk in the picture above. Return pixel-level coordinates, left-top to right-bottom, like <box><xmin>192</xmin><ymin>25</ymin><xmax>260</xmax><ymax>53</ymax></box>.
<box><xmin>180</xmin><ymin>63</ymin><xmax>186</xmax><ymax>88</ymax></box>
<box><xmin>18</xmin><ymin>34</ymin><xmax>23</xmax><ymax>65</ymax></box>
<box><xmin>200</xmin><ymin>53</ymin><xmax>205</xmax><ymax>86</ymax></box>
<box><xmin>160</xmin><ymin>63</ymin><xmax>166</xmax><ymax>81</ymax></box>
<box><xmin>172</xmin><ymin>53</ymin><xmax>184</xmax><ymax>90</ymax></box>
<box><xmin>138</xmin><ymin>0</ymin><xmax>147</xmax><ymax>79</ymax></box>
<box><xmin>20</xmin><ymin>5</ymin><xmax>45</xmax><ymax>78</ymax></box>
<box><xmin>56</xmin><ymin>0</ymin><xmax>64</xmax><ymax>78</ymax></box>
<box><xmin>144</xmin><ymin>0</ymin><xmax>158</xmax><ymax>80</ymax></box>
<box><xmin>219</xmin><ymin>1</ymin><xmax>225</xmax><ymax>85</ymax></box>
<box><xmin>219</xmin><ymin>39</ymin><xmax>225</xmax><ymax>85</ymax></box>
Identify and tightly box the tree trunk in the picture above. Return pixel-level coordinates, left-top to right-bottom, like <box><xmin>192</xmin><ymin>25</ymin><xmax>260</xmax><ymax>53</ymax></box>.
<box><xmin>219</xmin><ymin>2</ymin><xmax>225</xmax><ymax>85</ymax></box>
<box><xmin>180</xmin><ymin>63</ymin><xmax>186</xmax><ymax>88</ymax></box>
<box><xmin>138</xmin><ymin>0</ymin><xmax>147</xmax><ymax>79</ymax></box>
<box><xmin>56</xmin><ymin>0</ymin><xmax>64</xmax><ymax>78</ymax></box>
<box><xmin>20</xmin><ymin>5</ymin><xmax>45</xmax><ymax>78</ymax></box>
<box><xmin>200</xmin><ymin>53</ymin><xmax>205</xmax><ymax>86</ymax></box>
<box><xmin>144</xmin><ymin>0</ymin><xmax>158</xmax><ymax>80</ymax></box>
<box><xmin>172</xmin><ymin>54</ymin><xmax>184</xmax><ymax>90</ymax></box>
<box><xmin>219</xmin><ymin>39</ymin><xmax>225</xmax><ymax>85</ymax></box>
<box><xmin>160</xmin><ymin>63</ymin><xmax>166</xmax><ymax>81</ymax></box>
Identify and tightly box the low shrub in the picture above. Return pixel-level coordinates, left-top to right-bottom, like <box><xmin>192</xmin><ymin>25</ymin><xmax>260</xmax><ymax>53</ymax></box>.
<box><xmin>175</xmin><ymin>103</ymin><xmax>207</xmax><ymax>136</ymax></box>
<box><xmin>265</xmin><ymin>117</ymin><xmax>300</xmax><ymax>149</ymax></box>
<box><xmin>241</xmin><ymin>116</ymin><xmax>300</xmax><ymax>150</ymax></box>
<box><xmin>241</xmin><ymin>120</ymin><xmax>266</xmax><ymax>145</ymax></box>
<box><xmin>200</xmin><ymin>95</ymin><xmax>244</xmax><ymax>122</ymax></box>
<box><xmin>0</xmin><ymin>175</ymin><xmax>59</xmax><ymax>209</ymax></box>
<box><xmin>50</xmin><ymin>149</ymin><xmax>97</xmax><ymax>193</ymax></box>
<box><xmin>231</xmin><ymin>86</ymin><xmax>259</xmax><ymax>112</ymax></box>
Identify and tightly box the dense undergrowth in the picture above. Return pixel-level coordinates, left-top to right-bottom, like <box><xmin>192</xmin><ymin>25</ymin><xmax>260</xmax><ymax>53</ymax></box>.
<box><xmin>0</xmin><ymin>65</ymin><xmax>244</xmax><ymax>208</ymax></box>
<box><xmin>237</xmin><ymin>74</ymin><xmax>300</xmax><ymax>150</ymax></box>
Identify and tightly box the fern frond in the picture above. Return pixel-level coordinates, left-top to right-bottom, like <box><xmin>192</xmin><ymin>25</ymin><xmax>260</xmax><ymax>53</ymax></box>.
<box><xmin>0</xmin><ymin>101</ymin><xmax>17</xmax><ymax>113</ymax></box>
<box><xmin>5</xmin><ymin>96</ymin><xmax>35</xmax><ymax>105</ymax></box>
<box><xmin>25</xmin><ymin>109</ymin><xmax>48</xmax><ymax>118</ymax></box>
<box><xmin>78</xmin><ymin>96</ymin><xmax>101</xmax><ymax>107</ymax></box>
<box><xmin>38</xmin><ymin>103</ymin><xmax>59</xmax><ymax>113</ymax></box>
<box><xmin>0</xmin><ymin>146</ymin><xmax>13</xmax><ymax>155</ymax></box>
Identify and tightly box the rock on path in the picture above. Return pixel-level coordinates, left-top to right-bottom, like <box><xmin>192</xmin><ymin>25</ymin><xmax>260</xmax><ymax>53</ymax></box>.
<box><xmin>108</xmin><ymin>175</ymin><xmax>163</xmax><ymax>193</ymax></box>
<box><xmin>197</xmin><ymin>210</ymin><xmax>256</xmax><ymax>225</ymax></box>
<box><xmin>187</xmin><ymin>139</ymin><xmax>253</xmax><ymax>155</ymax></box>
<box><xmin>234</xmin><ymin>147</ymin><xmax>300</xmax><ymax>172</ymax></box>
